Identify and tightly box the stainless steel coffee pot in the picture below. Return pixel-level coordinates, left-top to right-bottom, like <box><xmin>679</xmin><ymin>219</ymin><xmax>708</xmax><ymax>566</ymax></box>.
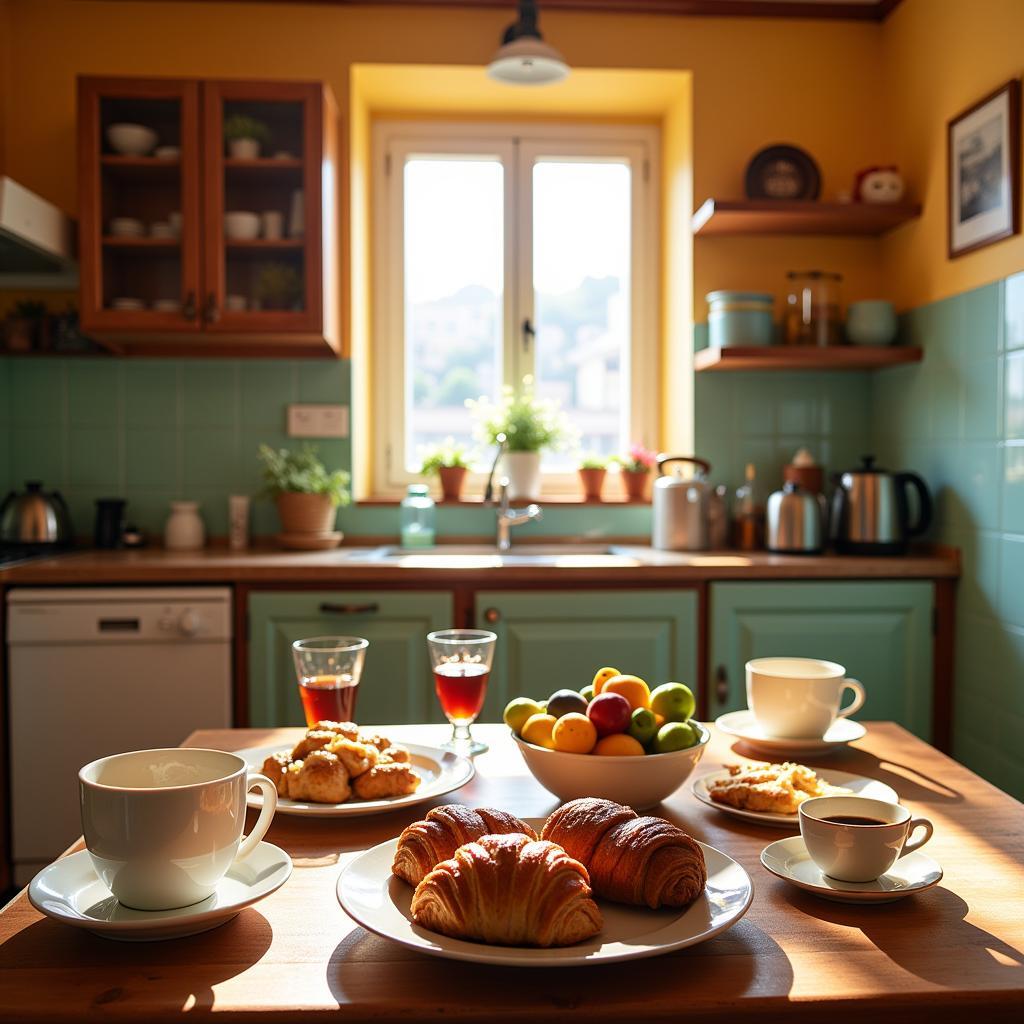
<box><xmin>651</xmin><ymin>455</ymin><xmax>712</xmax><ymax>551</ymax></box>
<box><xmin>831</xmin><ymin>456</ymin><xmax>932</xmax><ymax>555</ymax></box>
<box><xmin>766</xmin><ymin>482</ymin><xmax>827</xmax><ymax>554</ymax></box>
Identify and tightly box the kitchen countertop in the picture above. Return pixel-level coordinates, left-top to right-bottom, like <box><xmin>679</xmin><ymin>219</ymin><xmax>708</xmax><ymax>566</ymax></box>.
<box><xmin>0</xmin><ymin>722</ymin><xmax>1019</xmax><ymax>1023</ymax></box>
<box><xmin>0</xmin><ymin>544</ymin><xmax>960</xmax><ymax>585</ymax></box>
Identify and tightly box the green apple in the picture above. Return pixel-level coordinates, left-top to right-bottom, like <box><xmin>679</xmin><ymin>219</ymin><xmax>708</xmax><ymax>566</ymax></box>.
<box><xmin>653</xmin><ymin>721</ymin><xmax>698</xmax><ymax>753</ymax></box>
<box><xmin>650</xmin><ymin>682</ymin><xmax>696</xmax><ymax>723</ymax></box>
<box><xmin>503</xmin><ymin>697</ymin><xmax>544</xmax><ymax>735</ymax></box>
<box><xmin>628</xmin><ymin>707</ymin><xmax>658</xmax><ymax>747</ymax></box>
<box><xmin>580</xmin><ymin>683</ymin><xmax>596</xmax><ymax>703</ymax></box>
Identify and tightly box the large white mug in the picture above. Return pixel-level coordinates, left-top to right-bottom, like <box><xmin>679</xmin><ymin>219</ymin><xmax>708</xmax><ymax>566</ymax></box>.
<box><xmin>800</xmin><ymin>795</ymin><xmax>934</xmax><ymax>882</ymax></box>
<box><xmin>79</xmin><ymin>748</ymin><xmax>277</xmax><ymax>911</ymax></box>
<box><xmin>746</xmin><ymin>656</ymin><xmax>865</xmax><ymax>739</ymax></box>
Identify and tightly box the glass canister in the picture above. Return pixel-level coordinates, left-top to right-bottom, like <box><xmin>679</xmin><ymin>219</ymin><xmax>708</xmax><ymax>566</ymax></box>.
<box><xmin>784</xmin><ymin>271</ymin><xmax>843</xmax><ymax>346</ymax></box>
<box><xmin>400</xmin><ymin>484</ymin><xmax>436</xmax><ymax>548</ymax></box>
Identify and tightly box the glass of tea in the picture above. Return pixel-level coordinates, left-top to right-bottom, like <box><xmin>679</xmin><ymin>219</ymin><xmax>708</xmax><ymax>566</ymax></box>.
<box><xmin>291</xmin><ymin>636</ymin><xmax>369</xmax><ymax>727</ymax></box>
<box><xmin>426</xmin><ymin>629</ymin><xmax>497</xmax><ymax>755</ymax></box>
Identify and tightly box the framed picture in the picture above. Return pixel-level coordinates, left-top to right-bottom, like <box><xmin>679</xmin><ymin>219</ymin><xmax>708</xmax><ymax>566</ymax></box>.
<box><xmin>948</xmin><ymin>78</ymin><xmax>1021</xmax><ymax>258</ymax></box>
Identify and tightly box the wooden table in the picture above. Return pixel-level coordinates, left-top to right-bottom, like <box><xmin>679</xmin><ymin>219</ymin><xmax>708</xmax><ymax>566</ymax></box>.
<box><xmin>1</xmin><ymin>723</ymin><xmax>1021</xmax><ymax>1022</ymax></box>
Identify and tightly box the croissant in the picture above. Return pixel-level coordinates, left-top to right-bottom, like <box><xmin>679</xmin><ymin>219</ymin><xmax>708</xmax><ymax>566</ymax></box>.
<box><xmin>541</xmin><ymin>798</ymin><xmax>706</xmax><ymax>909</ymax></box>
<box><xmin>411</xmin><ymin>833</ymin><xmax>602</xmax><ymax>947</ymax></box>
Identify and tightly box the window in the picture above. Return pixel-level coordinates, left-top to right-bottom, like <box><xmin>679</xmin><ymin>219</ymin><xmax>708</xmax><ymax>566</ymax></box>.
<box><xmin>373</xmin><ymin>122</ymin><xmax>658</xmax><ymax>494</ymax></box>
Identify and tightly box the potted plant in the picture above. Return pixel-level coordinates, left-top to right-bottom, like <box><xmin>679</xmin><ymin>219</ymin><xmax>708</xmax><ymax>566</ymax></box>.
<box><xmin>420</xmin><ymin>437</ymin><xmax>472</xmax><ymax>501</ymax></box>
<box><xmin>467</xmin><ymin>376</ymin><xmax>572</xmax><ymax>500</ymax></box>
<box><xmin>621</xmin><ymin>442</ymin><xmax>656</xmax><ymax>501</ymax></box>
<box><xmin>254</xmin><ymin>263</ymin><xmax>303</xmax><ymax>311</ymax></box>
<box><xmin>258</xmin><ymin>443</ymin><xmax>350</xmax><ymax>549</ymax></box>
<box><xmin>223</xmin><ymin>114</ymin><xmax>271</xmax><ymax>159</ymax></box>
<box><xmin>578</xmin><ymin>454</ymin><xmax>609</xmax><ymax>501</ymax></box>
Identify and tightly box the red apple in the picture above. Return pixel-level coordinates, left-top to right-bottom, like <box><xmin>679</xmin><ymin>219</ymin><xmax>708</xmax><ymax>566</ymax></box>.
<box><xmin>587</xmin><ymin>692</ymin><xmax>632</xmax><ymax>737</ymax></box>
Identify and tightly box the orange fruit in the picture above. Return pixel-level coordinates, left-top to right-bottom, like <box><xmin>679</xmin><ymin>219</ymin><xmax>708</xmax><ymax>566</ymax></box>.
<box><xmin>521</xmin><ymin>713</ymin><xmax>557</xmax><ymax>749</ymax></box>
<box><xmin>591</xmin><ymin>666</ymin><xmax>622</xmax><ymax>694</ymax></box>
<box><xmin>602</xmin><ymin>674</ymin><xmax>651</xmax><ymax>711</ymax></box>
<box><xmin>552</xmin><ymin>712</ymin><xmax>598</xmax><ymax>754</ymax></box>
<box><xmin>593</xmin><ymin>733</ymin><xmax>646</xmax><ymax>757</ymax></box>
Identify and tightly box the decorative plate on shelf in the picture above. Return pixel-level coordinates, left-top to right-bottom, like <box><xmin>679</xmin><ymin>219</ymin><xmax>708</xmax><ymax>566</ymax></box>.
<box><xmin>745</xmin><ymin>144</ymin><xmax>821</xmax><ymax>200</ymax></box>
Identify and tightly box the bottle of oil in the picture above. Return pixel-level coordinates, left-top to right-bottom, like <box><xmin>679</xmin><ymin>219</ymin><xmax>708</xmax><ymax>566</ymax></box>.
<box><xmin>733</xmin><ymin>463</ymin><xmax>764</xmax><ymax>550</ymax></box>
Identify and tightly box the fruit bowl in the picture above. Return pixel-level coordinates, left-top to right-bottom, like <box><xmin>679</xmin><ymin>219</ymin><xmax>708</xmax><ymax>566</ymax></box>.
<box><xmin>513</xmin><ymin>722</ymin><xmax>709</xmax><ymax>810</ymax></box>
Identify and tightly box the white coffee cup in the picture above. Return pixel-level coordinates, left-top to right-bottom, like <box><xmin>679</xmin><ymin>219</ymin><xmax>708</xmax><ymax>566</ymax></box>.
<box><xmin>79</xmin><ymin>748</ymin><xmax>277</xmax><ymax>911</ymax></box>
<box><xmin>746</xmin><ymin>657</ymin><xmax>865</xmax><ymax>739</ymax></box>
<box><xmin>799</xmin><ymin>795</ymin><xmax>934</xmax><ymax>882</ymax></box>
<box><xmin>261</xmin><ymin>210</ymin><xmax>284</xmax><ymax>240</ymax></box>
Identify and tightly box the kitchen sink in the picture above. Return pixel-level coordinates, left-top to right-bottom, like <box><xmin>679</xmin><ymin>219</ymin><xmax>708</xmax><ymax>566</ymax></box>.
<box><xmin>359</xmin><ymin>544</ymin><xmax>644</xmax><ymax>567</ymax></box>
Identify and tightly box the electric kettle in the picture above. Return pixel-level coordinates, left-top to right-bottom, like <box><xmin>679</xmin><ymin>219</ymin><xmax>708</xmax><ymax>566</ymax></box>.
<box><xmin>831</xmin><ymin>456</ymin><xmax>932</xmax><ymax>555</ymax></box>
<box><xmin>766</xmin><ymin>482</ymin><xmax>827</xmax><ymax>554</ymax></box>
<box><xmin>652</xmin><ymin>455</ymin><xmax>712</xmax><ymax>551</ymax></box>
<box><xmin>0</xmin><ymin>481</ymin><xmax>74</xmax><ymax>546</ymax></box>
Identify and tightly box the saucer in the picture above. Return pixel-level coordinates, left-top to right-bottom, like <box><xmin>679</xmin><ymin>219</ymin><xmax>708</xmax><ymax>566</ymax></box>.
<box><xmin>760</xmin><ymin>835</ymin><xmax>942</xmax><ymax>904</ymax></box>
<box><xmin>716</xmin><ymin>710</ymin><xmax>866</xmax><ymax>756</ymax></box>
<box><xmin>28</xmin><ymin>841</ymin><xmax>292</xmax><ymax>941</ymax></box>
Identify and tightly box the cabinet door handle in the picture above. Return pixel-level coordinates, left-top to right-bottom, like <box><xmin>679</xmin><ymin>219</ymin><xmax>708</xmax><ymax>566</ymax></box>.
<box><xmin>182</xmin><ymin>291</ymin><xmax>197</xmax><ymax>321</ymax></box>
<box><xmin>484</xmin><ymin>607</ymin><xmax>501</xmax><ymax>624</ymax></box>
<box><xmin>318</xmin><ymin>602</ymin><xmax>380</xmax><ymax>615</ymax></box>
<box><xmin>714</xmin><ymin>665</ymin><xmax>729</xmax><ymax>706</ymax></box>
<box><xmin>203</xmin><ymin>293</ymin><xmax>220</xmax><ymax>324</ymax></box>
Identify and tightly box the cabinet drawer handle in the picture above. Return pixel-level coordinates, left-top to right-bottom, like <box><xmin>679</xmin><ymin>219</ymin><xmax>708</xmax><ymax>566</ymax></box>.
<box><xmin>714</xmin><ymin>665</ymin><xmax>729</xmax><ymax>706</ymax></box>
<box><xmin>318</xmin><ymin>602</ymin><xmax>380</xmax><ymax>615</ymax></box>
<box><xmin>182</xmin><ymin>291</ymin><xmax>197</xmax><ymax>321</ymax></box>
<box><xmin>484</xmin><ymin>607</ymin><xmax>501</xmax><ymax>624</ymax></box>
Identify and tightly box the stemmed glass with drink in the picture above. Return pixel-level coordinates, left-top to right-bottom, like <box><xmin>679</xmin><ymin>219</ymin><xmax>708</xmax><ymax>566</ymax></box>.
<box><xmin>426</xmin><ymin>629</ymin><xmax>496</xmax><ymax>755</ymax></box>
<box><xmin>291</xmin><ymin>636</ymin><xmax>369</xmax><ymax>727</ymax></box>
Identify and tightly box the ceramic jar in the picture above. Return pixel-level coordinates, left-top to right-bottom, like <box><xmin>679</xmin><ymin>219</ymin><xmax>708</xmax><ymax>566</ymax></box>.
<box><xmin>164</xmin><ymin>501</ymin><xmax>205</xmax><ymax>551</ymax></box>
<box><xmin>706</xmin><ymin>291</ymin><xmax>774</xmax><ymax>348</ymax></box>
<box><xmin>846</xmin><ymin>300</ymin><xmax>898</xmax><ymax>346</ymax></box>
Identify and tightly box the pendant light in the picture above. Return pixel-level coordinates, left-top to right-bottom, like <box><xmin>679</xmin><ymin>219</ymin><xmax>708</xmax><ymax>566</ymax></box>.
<box><xmin>487</xmin><ymin>0</ymin><xmax>569</xmax><ymax>86</ymax></box>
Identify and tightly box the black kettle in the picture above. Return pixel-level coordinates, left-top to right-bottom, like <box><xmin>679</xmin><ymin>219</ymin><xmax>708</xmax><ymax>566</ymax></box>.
<box><xmin>831</xmin><ymin>456</ymin><xmax>932</xmax><ymax>555</ymax></box>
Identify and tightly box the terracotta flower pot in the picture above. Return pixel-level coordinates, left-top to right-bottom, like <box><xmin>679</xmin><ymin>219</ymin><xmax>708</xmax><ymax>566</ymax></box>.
<box><xmin>622</xmin><ymin>469</ymin><xmax>650</xmax><ymax>501</ymax></box>
<box><xmin>275</xmin><ymin>492</ymin><xmax>337</xmax><ymax>535</ymax></box>
<box><xmin>578</xmin><ymin>467</ymin><xmax>607</xmax><ymax>501</ymax></box>
<box><xmin>438</xmin><ymin>465</ymin><xmax>467</xmax><ymax>502</ymax></box>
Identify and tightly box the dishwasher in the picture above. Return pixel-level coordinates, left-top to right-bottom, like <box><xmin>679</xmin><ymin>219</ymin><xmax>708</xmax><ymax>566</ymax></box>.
<box><xmin>7</xmin><ymin>587</ymin><xmax>233</xmax><ymax>886</ymax></box>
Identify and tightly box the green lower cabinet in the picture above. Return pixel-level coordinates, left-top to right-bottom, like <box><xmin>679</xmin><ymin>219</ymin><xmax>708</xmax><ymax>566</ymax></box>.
<box><xmin>709</xmin><ymin>581</ymin><xmax>934</xmax><ymax>739</ymax></box>
<box><xmin>474</xmin><ymin>589</ymin><xmax>699</xmax><ymax>725</ymax></box>
<box><xmin>248</xmin><ymin>590</ymin><xmax>453</xmax><ymax>727</ymax></box>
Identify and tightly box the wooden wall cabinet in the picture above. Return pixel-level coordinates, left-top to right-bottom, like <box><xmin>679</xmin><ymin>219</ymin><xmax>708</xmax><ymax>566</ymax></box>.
<box><xmin>78</xmin><ymin>76</ymin><xmax>340</xmax><ymax>357</ymax></box>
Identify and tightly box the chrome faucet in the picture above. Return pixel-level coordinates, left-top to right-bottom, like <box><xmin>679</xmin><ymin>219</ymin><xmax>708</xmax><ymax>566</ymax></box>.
<box><xmin>495</xmin><ymin>478</ymin><xmax>542</xmax><ymax>552</ymax></box>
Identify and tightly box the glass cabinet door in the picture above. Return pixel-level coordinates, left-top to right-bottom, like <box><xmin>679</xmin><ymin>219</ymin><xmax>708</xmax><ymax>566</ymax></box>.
<box><xmin>202</xmin><ymin>81</ymin><xmax>324</xmax><ymax>336</ymax></box>
<box><xmin>78</xmin><ymin>77</ymin><xmax>202</xmax><ymax>335</ymax></box>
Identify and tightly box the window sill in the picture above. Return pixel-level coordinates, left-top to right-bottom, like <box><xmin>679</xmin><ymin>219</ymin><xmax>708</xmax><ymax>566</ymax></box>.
<box><xmin>358</xmin><ymin>495</ymin><xmax>652</xmax><ymax>507</ymax></box>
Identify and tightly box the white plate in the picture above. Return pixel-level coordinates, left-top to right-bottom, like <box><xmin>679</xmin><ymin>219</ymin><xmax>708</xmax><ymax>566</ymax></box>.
<box><xmin>336</xmin><ymin>818</ymin><xmax>753</xmax><ymax>967</ymax></box>
<box><xmin>692</xmin><ymin>769</ymin><xmax>898</xmax><ymax>828</ymax></box>
<box><xmin>236</xmin><ymin>741</ymin><xmax>475</xmax><ymax>818</ymax></box>
<box><xmin>760</xmin><ymin>835</ymin><xmax>942</xmax><ymax>904</ymax></box>
<box><xmin>716</xmin><ymin>710</ymin><xmax>866</xmax><ymax>755</ymax></box>
<box><xmin>28</xmin><ymin>842</ymin><xmax>292</xmax><ymax>941</ymax></box>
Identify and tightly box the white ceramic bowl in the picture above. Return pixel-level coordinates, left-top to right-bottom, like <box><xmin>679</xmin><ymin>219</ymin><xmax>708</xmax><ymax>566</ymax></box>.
<box><xmin>224</xmin><ymin>211</ymin><xmax>260</xmax><ymax>240</ymax></box>
<box><xmin>513</xmin><ymin>722</ymin><xmax>709</xmax><ymax>809</ymax></box>
<box><xmin>107</xmin><ymin>122</ymin><xmax>158</xmax><ymax>156</ymax></box>
<box><xmin>109</xmin><ymin>217</ymin><xmax>144</xmax><ymax>238</ymax></box>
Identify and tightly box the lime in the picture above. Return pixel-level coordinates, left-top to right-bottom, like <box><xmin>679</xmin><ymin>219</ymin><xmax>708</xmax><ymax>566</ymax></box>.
<box><xmin>653</xmin><ymin>721</ymin><xmax>698</xmax><ymax>753</ymax></box>
<box><xmin>627</xmin><ymin>707</ymin><xmax>658</xmax><ymax>747</ymax></box>
<box><xmin>650</xmin><ymin>682</ymin><xmax>696</xmax><ymax>723</ymax></box>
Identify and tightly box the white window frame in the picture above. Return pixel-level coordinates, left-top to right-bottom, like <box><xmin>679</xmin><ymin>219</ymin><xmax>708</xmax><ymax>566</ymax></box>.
<box><xmin>372</xmin><ymin>120</ymin><xmax>660</xmax><ymax>497</ymax></box>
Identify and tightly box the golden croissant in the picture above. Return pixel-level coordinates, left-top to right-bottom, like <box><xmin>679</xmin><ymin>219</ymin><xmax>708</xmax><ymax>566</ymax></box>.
<box><xmin>392</xmin><ymin>804</ymin><xmax>536</xmax><ymax>886</ymax></box>
<box><xmin>541</xmin><ymin>797</ymin><xmax>706</xmax><ymax>909</ymax></box>
<box><xmin>411</xmin><ymin>833</ymin><xmax>602</xmax><ymax>947</ymax></box>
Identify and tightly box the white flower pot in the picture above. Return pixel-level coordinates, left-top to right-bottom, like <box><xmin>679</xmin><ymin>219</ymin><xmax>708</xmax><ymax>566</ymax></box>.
<box><xmin>501</xmin><ymin>451</ymin><xmax>542</xmax><ymax>501</ymax></box>
<box><xmin>228</xmin><ymin>137</ymin><xmax>261</xmax><ymax>160</ymax></box>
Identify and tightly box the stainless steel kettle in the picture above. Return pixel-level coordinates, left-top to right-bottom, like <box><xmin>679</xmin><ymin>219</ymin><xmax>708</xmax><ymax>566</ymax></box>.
<box><xmin>652</xmin><ymin>455</ymin><xmax>712</xmax><ymax>551</ymax></box>
<box><xmin>766</xmin><ymin>483</ymin><xmax>827</xmax><ymax>554</ymax></box>
<box><xmin>0</xmin><ymin>481</ymin><xmax>74</xmax><ymax>545</ymax></box>
<box><xmin>831</xmin><ymin>456</ymin><xmax>932</xmax><ymax>555</ymax></box>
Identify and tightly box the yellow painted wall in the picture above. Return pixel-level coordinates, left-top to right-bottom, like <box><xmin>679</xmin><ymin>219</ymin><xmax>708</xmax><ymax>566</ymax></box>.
<box><xmin>3</xmin><ymin>0</ymin><xmax>888</xmax><ymax>320</ymax></box>
<box><xmin>881</xmin><ymin>0</ymin><xmax>1024</xmax><ymax>310</ymax></box>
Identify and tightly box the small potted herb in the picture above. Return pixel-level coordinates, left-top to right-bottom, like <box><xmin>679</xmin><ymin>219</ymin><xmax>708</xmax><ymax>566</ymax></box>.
<box><xmin>224</xmin><ymin>115</ymin><xmax>271</xmax><ymax>159</ymax></box>
<box><xmin>621</xmin><ymin>442</ymin><xmax>656</xmax><ymax>501</ymax></box>
<box><xmin>258</xmin><ymin>443</ymin><xmax>350</xmax><ymax>548</ymax></box>
<box><xmin>420</xmin><ymin>437</ymin><xmax>472</xmax><ymax>501</ymax></box>
<box><xmin>254</xmin><ymin>263</ymin><xmax>302</xmax><ymax>311</ymax></box>
<box><xmin>577</xmin><ymin>454</ymin><xmax>610</xmax><ymax>501</ymax></box>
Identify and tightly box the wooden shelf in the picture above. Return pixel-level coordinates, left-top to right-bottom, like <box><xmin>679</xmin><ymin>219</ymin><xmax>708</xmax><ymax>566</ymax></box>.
<box><xmin>692</xmin><ymin>199</ymin><xmax>922</xmax><ymax>237</ymax></box>
<box><xmin>694</xmin><ymin>345</ymin><xmax>923</xmax><ymax>373</ymax></box>
<box><xmin>225</xmin><ymin>238</ymin><xmax>303</xmax><ymax>249</ymax></box>
<box><xmin>102</xmin><ymin>236</ymin><xmax>179</xmax><ymax>248</ymax></box>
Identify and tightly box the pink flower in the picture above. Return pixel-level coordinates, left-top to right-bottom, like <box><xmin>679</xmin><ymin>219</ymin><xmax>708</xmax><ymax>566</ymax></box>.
<box><xmin>627</xmin><ymin>443</ymin><xmax>656</xmax><ymax>472</ymax></box>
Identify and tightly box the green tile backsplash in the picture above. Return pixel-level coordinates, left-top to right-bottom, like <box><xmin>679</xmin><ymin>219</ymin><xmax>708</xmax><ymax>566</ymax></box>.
<box><xmin>872</xmin><ymin>272</ymin><xmax>1024</xmax><ymax>800</ymax></box>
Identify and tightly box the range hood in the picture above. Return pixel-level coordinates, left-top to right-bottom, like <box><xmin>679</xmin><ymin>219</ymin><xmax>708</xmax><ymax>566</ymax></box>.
<box><xmin>0</xmin><ymin>177</ymin><xmax>78</xmax><ymax>289</ymax></box>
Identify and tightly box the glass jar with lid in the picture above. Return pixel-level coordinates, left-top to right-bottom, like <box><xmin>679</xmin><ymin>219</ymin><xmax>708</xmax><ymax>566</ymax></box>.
<box><xmin>784</xmin><ymin>270</ymin><xmax>843</xmax><ymax>347</ymax></box>
<box><xmin>400</xmin><ymin>484</ymin><xmax>436</xmax><ymax>548</ymax></box>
